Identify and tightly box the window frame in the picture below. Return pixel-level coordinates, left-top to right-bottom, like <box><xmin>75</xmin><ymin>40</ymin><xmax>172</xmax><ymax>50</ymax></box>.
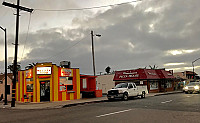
<box><xmin>59</xmin><ymin>76</ymin><xmax>74</xmax><ymax>92</ymax></box>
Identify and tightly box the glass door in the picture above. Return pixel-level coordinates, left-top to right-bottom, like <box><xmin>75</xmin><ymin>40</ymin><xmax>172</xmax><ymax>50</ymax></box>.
<box><xmin>40</xmin><ymin>81</ymin><xmax>50</xmax><ymax>101</ymax></box>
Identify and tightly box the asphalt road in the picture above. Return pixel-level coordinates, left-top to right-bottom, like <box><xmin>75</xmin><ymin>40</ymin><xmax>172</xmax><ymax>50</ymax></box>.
<box><xmin>0</xmin><ymin>93</ymin><xmax>200</xmax><ymax>123</ymax></box>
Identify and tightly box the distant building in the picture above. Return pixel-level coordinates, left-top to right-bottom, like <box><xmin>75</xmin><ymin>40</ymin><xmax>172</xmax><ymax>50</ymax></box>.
<box><xmin>173</xmin><ymin>71</ymin><xmax>199</xmax><ymax>90</ymax></box>
<box><xmin>113</xmin><ymin>68</ymin><xmax>175</xmax><ymax>93</ymax></box>
<box><xmin>174</xmin><ymin>71</ymin><xmax>198</xmax><ymax>83</ymax></box>
<box><xmin>97</xmin><ymin>68</ymin><xmax>175</xmax><ymax>93</ymax></box>
<box><xmin>0</xmin><ymin>73</ymin><xmax>13</xmax><ymax>101</ymax></box>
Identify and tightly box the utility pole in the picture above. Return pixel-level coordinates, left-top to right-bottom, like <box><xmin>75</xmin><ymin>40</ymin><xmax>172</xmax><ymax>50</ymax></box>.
<box><xmin>2</xmin><ymin>0</ymin><xmax>33</xmax><ymax>107</ymax></box>
<box><xmin>192</xmin><ymin>58</ymin><xmax>200</xmax><ymax>81</ymax></box>
<box><xmin>90</xmin><ymin>31</ymin><xmax>101</xmax><ymax>76</ymax></box>
<box><xmin>0</xmin><ymin>26</ymin><xmax>7</xmax><ymax>105</ymax></box>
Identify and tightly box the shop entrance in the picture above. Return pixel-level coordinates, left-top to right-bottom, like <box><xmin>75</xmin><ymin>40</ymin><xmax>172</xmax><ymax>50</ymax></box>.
<box><xmin>40</xmin><ymin>80</ymin><xmax>50</xmax><ymax>101</ymax></box>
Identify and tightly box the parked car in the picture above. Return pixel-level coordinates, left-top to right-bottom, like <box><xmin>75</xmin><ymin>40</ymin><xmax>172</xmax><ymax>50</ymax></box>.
<box><xmin>107</xmin><ymin>82</ymin><xmax>148</xmax><ymax>101</ymax></box>
<box><xmin>183</xmin><ymin>82</ymin><xmax>200</xmax><ymax>94</ymax></box>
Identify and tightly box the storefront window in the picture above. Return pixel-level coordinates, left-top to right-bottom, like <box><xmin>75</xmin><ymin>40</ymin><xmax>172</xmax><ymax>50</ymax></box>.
<box><xmin>150</xmin><ymin>81</ymin><xmax>158</xmax><ymax>90</ymax></box>
<box><xmin>59</xmin><ymin>77</ymin><xmax>73</xmax><ymax>91</ymax></box>
<box><xmin>166</xmin><ymin>81</ymin><xmax>172</xmax><ymax>88</ymax></box>
<box><xmin>82</xmin><ymin>79</ymin><xmax>87</xmax><ymax>89</ymax></box>
<box><xmin>26</xmin><ymin>78</ymin><xmax>33</xmax><ymax>92</ymax></box>
<box><xmin>59</xmin><ymin>86</ymin><xmax>66</xmax><ymax>91</ymax></box>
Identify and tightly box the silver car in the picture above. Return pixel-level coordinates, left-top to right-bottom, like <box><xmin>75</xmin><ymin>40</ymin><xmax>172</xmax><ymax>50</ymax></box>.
<box><xmin>183</xmin><ymin>82</ymin><xmax>200</xmax><ymax>94</ymax></box>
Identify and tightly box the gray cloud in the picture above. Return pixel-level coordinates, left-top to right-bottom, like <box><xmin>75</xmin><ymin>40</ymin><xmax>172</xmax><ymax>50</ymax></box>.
<box><xmin>0</xmin><ymin>0</ymin><xmax>200</xmax><ymax>75</ymax></box>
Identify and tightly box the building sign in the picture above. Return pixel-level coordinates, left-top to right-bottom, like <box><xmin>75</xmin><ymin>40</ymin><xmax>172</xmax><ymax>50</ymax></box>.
<box><xmin>119</xmin><ymin>72</ymin><xmax>139</xmax><ymax>79</ymax></box>
<box><xmin>61</xmin><ymin>69</ymin><xmax>72</xmax><ymax>76</ymax></box>
<box><xmin>37</xmin><ymin>67</ymin><xmax>51</xmax><ymax>75</ymax></box>
<box><xmin>26</xmin><ymin>69</ymin><xmax>32</xmax><ymax>78</ymax></box>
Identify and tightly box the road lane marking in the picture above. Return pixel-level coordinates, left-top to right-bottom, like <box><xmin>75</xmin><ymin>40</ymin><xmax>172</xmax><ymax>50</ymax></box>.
<box><xmin>161</xmin><ymin>100</ymin><xmax>172</xmax><ymax>104</ymax></box>
<box><xmin>96</xmin><ymin>109</ymin><xmax>132</xmax><ymax>118</ymax></box>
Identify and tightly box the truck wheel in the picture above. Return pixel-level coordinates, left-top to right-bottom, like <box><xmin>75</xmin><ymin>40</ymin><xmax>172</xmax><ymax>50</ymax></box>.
<box><xmin>123</xmin><ymin>93</ymin><xmax>128</xmax><ymax>101</ymax></box>
<box><xmin>108</xmin><ymin>98</ymin><xmax>113</xmax><ymax>101</ymax></box>
<box><xmin>141</xmin><ymin>91</ymin><xmax>145</xmax><ymax>98</ymax></box>
<box><xmin>185</xmin><ymin>91</ymin><xmax>188</xmax><ymax>94</ymax></box>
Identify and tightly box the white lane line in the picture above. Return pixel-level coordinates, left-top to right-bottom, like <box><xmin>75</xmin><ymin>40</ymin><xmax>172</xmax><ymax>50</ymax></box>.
<box><xmin>161</xmin><ymin>100</ymin><xmax>173</xmax><ymax>104</ymax></box>
<box><xmin>96</xmin><ymin>109</ymin><xmax>132</xmax><ymax>118</ymax></box>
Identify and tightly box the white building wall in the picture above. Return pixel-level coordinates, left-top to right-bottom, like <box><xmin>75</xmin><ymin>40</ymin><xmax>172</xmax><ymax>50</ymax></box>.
<box><xmin>96</xmin><ymin>74</ymin><xmax>115</xmax><ymax>94</ymax></box>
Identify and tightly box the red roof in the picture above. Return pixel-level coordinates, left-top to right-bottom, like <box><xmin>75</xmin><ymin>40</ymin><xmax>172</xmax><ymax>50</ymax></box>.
<box><xmin>113</xmin><ymin>69</ymin><xmax>175</xmax><ymax>81</ymax></box>
<box><xmin>156</xmin><ymin>69</ymin><xmax>175</xmax><ymax>79</ymax></box>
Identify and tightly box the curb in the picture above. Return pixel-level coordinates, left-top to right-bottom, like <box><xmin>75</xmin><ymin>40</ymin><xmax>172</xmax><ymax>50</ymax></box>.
<box><xmin>62</xmin><ymin>100</ymin><xmax>108</xmax><ymax>108</ymax></box>
<box><xmin>154</xmin><ymin>91</ymin><xmax>183</xmax><ymax>96</ymax></box>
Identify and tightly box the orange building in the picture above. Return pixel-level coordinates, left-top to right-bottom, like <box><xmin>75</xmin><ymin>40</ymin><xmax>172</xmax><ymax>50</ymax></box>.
<box><xmin>16</xmin><ymin>62</ymin><xmax>81</xmax><ymax>102</ymax></box>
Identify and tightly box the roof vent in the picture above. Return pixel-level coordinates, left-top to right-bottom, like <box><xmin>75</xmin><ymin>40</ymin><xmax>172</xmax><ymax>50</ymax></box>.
<box><xmin>60</xmin><ymin>61</ymin><xmax>71</xmax><ymax>68</ymax></box>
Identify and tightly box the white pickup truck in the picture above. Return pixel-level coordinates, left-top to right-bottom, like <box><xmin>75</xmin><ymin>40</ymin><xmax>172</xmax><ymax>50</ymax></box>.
<box><xmin>107</xmin><ymin>82</ymin><xmax>148</xmax><ymax>101</ymax></box>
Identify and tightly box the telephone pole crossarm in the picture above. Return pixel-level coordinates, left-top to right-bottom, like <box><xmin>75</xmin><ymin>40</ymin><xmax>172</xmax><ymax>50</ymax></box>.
<box><xmin>2</xmin><ymin>1</ymin><xmax>34</xmax><ymax>13</ymax></box>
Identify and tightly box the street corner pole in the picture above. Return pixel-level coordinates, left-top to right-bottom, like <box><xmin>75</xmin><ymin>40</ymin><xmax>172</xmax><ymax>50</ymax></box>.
<box><xmin>91</xmin><ymin>30</ymin><xmax>96</xmax><ymax>76</ymax></box>
<box><xmin>4</xmin><ymin>28</ymin><xmax>7</xmax><ymax>105</ymax></box>
<box><xmin>0</xmin><ymin>25</ymin><xmax>8</xmax><ymax>105</ymax></box>
<box><xmin>11</xmin><ymin>0</ymin><xmax>20</xmax><ymax>107</ymax></box>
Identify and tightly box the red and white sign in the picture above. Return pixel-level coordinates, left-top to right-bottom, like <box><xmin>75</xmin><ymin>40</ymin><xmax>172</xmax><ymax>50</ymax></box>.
<box><xmin>61</xmin><ymin>69</ymin><xmax>72</xmax><ymax>76</ymax></box>
<box><xmin>37</xmin><ymin>67</ymin><xmax>51</xmax><ymax>74</ymax></box>
<box><xmin>26</xmin><ymin>69</ymin><xmax>32</xmax><ymax>78</ymax></box>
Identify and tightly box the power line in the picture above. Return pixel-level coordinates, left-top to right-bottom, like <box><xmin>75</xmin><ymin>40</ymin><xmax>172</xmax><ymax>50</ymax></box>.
<box><xmin>20</xmin><ymin>13</ymin><xmax>32</xmax><ymax>61</ymax></box>
<box><xmin>20</xmin><ymin>35</ymin><xmax>88</xmax><ymax>66</ymax></box>
<box><xmin>46</xmin><ymin>35</ymin><xmax>88</xmax><ymax>60</ymax></box>
<box><xmin>34</xmin><ymin>0</ymin><xmax>141</xmax><ymax>12</ymax></box>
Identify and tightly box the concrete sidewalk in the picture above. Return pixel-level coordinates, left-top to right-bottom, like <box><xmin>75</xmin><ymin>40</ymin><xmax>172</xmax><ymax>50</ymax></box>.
<box><xmin>0</xmin><ymin>91</ymin><xmax>183</xmax><ymax>110</ymax></box>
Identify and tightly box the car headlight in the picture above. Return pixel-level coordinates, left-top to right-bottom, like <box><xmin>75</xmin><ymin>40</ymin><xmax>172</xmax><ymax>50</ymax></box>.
<box><xmin>118</xmin><ymin>90</ymin><xmax>124</xmax><ymax>93</ymax></box>
<box><xmin>184</xmin><ymin>86</ymin><xmax>188</xmax><ymax>89</ymax></box>
<box><xmin>194</xmin><ymin>86</ymin><xmax>199</xmax><ymax>90</ymax></box>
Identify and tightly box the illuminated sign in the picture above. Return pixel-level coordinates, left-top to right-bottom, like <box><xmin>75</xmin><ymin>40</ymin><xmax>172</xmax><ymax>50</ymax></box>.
<box><xmin>37</xmin><ymin>67</ymin><xmax>51</xmax><ymax>75</ymax></box>
<box><xmin>26</xmin><ymin>69</ymin><xmax>32</xmax><ymax>78</ymax></box>
<box><xmin>61</xmin><ymin>69</ymin><xmax>72</xmax><ymax>76</ymax></box>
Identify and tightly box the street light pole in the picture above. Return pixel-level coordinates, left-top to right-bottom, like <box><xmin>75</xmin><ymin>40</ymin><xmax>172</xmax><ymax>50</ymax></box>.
<box><xmin>192</xmin><ymin>58</ymin><xmax>200</xmax><ymax>81</ymax></box>
<box><xmin>90</xmin><ymin>30</ymin><xmax>101</xmax><ymax>76</ymax></box>
<box><xmin>0</xmin><ymin>26</ymin><xmax>7</xmax><ymax>105</ymax></box>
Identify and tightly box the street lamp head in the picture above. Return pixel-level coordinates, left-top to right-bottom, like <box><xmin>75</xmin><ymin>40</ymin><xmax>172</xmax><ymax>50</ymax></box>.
<box><xmin>0</xmin><ymin>26</ymin><xmax>6</xmax><ymax>31</ymax></box>
<box><xmin>95</xmin><ymin>34</ymin><xmax>101</xmax><ymax>37</ymax></box>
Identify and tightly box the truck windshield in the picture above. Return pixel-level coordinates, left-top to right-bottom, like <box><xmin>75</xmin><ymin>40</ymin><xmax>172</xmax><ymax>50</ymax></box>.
<box><xmin>115</xmin><ymin>83</ymin><xmax>128</xmax><ymax>88</ymax></box>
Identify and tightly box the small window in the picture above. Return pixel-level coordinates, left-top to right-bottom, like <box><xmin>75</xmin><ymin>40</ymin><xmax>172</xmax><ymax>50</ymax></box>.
<box><xmin>67</xmin><ymin>85</ymin><xmax>73</xmax><ymax>91</ymax></box>
<box><xmin>59</xmin><ymin>77</ymin><xmax>73</xmax><ymax>92</ymax></box>
<box><xmin>128</xmin><ymin>84</ymin><xmax>133</xmax><ymax>88</ymax></box>
<box><xmin>27</xmin><ymin>84</ymin><xmax>33</xmax><ymax>92</ymax></box>
<box><xmin>82</xmin><ymin>79</ymin><xmax>87</xmax><ymax>89</ymax></box>
<box><xmin>26</xmin><ymin>78</ymin><xmax>33</xmax><ymax>92</ymax></box>
<box><xmin>60</xmin><ymin>86</ymin><xmax>66</xmax><ymax>91</ymax></box>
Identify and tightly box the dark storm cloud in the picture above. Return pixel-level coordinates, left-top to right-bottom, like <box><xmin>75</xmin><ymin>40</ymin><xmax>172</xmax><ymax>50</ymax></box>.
<box><xmin>2</xmin><ymin>0</ymin><xmax>200</xmax><ymax>74</ymax></box>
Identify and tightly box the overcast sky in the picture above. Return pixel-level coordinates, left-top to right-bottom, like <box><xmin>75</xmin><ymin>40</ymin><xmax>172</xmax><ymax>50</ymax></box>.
<box><xmin>0</xmin><ymin>0</ymin><xmax>200</xmax><ymax>75</ymax></box>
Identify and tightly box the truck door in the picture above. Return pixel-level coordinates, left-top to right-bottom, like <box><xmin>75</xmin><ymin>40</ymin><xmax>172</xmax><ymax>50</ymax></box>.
<box><xmin>128</xmin><ymin>83</ymin><xmax>137</xmax><ymax>96</ymax></box>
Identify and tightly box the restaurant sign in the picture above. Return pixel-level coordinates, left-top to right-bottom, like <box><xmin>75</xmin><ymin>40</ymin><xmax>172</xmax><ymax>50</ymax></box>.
<box><xmin>119</xmin><ymin>72</ymin><xmax>139</xmax><ymax>79</ymax></box>
<box><xmin>37</xmin><ymin>67</ymin><xmax>51</xmax><ymax>75</ymax></box>
<box><xmin>61</xmin><ymin>69</ymin><xmax>72</xmax><ymax>76</ymax></box>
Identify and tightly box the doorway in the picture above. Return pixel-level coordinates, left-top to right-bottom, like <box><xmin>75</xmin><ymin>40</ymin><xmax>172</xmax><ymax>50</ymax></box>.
<box><xmin>40</xmin><ymin>80</ymin><xmax>50</xmax><ymax>101</ymax></box>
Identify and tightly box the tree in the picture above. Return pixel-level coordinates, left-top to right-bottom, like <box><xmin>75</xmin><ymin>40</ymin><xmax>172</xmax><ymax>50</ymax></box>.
<box><xmin>8</xmin><ymin>62</ymin><xmax>21</xmax><ymax>73</ymax></box>
<box><xmin>149</xmin><ymin>65</ymin><xmax>158</xmax><ymax>69</ymax></box>
<box><xmin>105</xmin><ymin>66</ymin><xmax>111</xmax><ymax>74</ymax></box>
